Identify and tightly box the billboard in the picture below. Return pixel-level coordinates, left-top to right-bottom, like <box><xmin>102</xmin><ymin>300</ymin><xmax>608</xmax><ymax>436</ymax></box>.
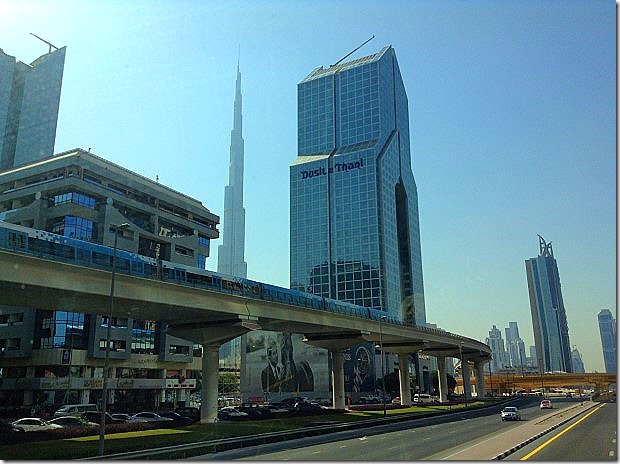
<box><xmin>241</xmin><ymin>330</ymin><xmax>330</xmax><ymax>403</ymax></box>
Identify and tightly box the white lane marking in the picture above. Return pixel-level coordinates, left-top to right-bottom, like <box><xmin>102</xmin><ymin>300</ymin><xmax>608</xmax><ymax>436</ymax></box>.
<box><xmin>311</xmin><ymin>451</ymin><xmax>321</xmax><ymax>455</ymax></box>
<box><xmin>339</xmin><ymin>445</ymin><xmax>347</xmax><ymax>448</ymax></box>
<box><xmin>359</xmin><ymin>436</ymin><xmax>368</xmax><ymax>441</ymax></box>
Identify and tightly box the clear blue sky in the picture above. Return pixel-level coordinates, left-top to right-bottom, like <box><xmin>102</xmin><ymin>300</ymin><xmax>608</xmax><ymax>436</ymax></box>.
<box><xmin>2</xmin><ymin>0</ymin><xmax>615</xmax><ymax>372</ymax></box>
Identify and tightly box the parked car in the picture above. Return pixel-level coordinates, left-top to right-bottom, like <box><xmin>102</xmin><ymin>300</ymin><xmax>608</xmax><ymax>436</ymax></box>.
<box><xmin>413</xmin><ymin>394</ymin><xmax>436</xmax><ymax>404</ymax></box>
<box><xmin>130</xmin><ymin>412</ymin><xmax>174</xmax><ymax>422</ymax></box>
<box><xmin>175</xmin><ymin>406</ymin><xmax>200</xmax><ymax>422</ymax></box>
<box><xmin>218</xmin><ymin>407</ymin><xmax>248</xmax><ymax>421</ymax></box>
<box><xmin>54</xmin><ymin>403</ymin><xmax>99</xmax><ymax>418</ymax></box>
<box><xmin>83</xmin><ymin>411</ymin><xmax>125</xmax><ymax>425</ymax></box>
<box><xmin>540</xmin><ymin>399</ymin><xmax>552</xmax><ymax>409</ymax></box>
<box><xmin>157</xmin><ymin>411</ymin><xmax>194</xmax><ymax>425</ymax></box>
<box><xmin>48</xmin><ymin>416</ymin><xmax>98</xmax><ymax>428</ymax></box>
<box><xmin>262</xmin><ymin>402</ymin><xmax>291</xmax><ymax>415</ymax></box>
<box><xmin>12</xmin><ymin>417</ymin><xmax>63</xmax><ymax>432</ymax></box>
<box><xmin>111</xmin><ymin>413</ymin><xmax>148</xmax><ymax>423</ymax></box>
<box><xmin>500</xmin><ymin>406</ymin><xmax>521</xmax><ymax>421</ymax></box>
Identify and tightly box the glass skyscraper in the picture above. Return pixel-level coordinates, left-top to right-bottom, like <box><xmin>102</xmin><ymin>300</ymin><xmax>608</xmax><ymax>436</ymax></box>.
<box><xmin>525</xmin><ymin>236</ymin><xmax>573</xmax><ymax>373</ymax></box>
<box><xmin>0</xmin><ymin>45</ymin><xmax>66</xmax><ymax>170</ymax></box>
<box><xmin>290</xmin><ymin>45</ymin><xmax>425</xmax><ymax>323</ymax></box>
<box><xmin>290</xmin><ymin>46</ymin><xmax>426</xmax><ymax>393</ymax></box>
<box><xmin>597</xmin><ymin>309</ymin><xmax>616</xmax><ymax>373</ymax></box>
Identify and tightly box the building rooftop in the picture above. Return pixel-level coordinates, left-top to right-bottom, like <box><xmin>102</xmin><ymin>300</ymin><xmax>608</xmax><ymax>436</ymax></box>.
<box><xmin>299</xmin><ymin>46</ymin><xmax>391</xmax><ymax>84</ymax></box>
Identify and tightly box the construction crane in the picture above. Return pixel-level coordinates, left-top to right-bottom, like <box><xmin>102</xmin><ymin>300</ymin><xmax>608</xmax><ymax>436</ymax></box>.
<box><xmin>331</xmin><ymin>35</ymin><xmax>375</xmax><ymax>67</ymax></box>
<box><xmin>30</xmin><ymin>33</ymin><xmax>58</xmax><ymax>53</ymax></box>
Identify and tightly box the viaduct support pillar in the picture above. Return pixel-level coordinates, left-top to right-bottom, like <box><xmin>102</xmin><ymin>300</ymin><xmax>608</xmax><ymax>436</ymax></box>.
<box><xmin>332</xmin><ymin>351</ymin><xmax>346</xmax><ymax>410</ymax></box>
<box><xmin>398</xmin><ymin>353</ymin><xmax>412</xmax><ymax>406</ymax></box>
<box><xmin>462</xmin><ymin>360</ymin><xmax>472</xmax><ymax>401</ymax></box>
<box><xmin>474</xmin><ymin>360</ymin><xmax>486</xmax><ymax>398</ymax></box>
<box><xmin>201</xmin><ymin>344</ymin><xmax>220</xmax><ymax>423</ymax></box>
<box><xmin>437</xmin><ymin>356</ymin><xmax>449</xmax><ymax>403</ymax></box>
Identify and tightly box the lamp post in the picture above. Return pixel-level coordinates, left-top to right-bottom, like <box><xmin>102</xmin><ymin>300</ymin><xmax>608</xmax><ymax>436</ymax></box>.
<box><xmin>378</xmin><ymin>315</ymin><xmax>387</xmax><ymax>416</ymax></box>
<box><xmin>98</xmin><ymin>223</ymin><xmax>130</xmax><ymax>457</ymax></box>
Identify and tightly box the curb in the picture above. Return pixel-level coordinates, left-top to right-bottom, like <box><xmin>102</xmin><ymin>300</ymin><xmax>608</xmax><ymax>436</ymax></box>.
<box><xmin>492</xmin><ymin>402</ymin><xmax>600</xmax><ymax>460</ymax></box>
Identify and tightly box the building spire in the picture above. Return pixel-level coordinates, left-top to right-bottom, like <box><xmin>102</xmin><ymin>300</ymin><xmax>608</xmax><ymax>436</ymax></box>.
<box><xmin>217</xmin><ymin>60</ymin><xmax>247</xmax><ymax>278</ymax></box>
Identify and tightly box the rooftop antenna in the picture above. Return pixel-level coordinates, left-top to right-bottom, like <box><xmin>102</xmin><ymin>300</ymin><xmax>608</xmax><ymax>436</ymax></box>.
<box><xmin>30</xmin><ymin>33</ymin><xmax>58</xmax><ymax>53</ymax></box>
<box><xmin>331</xmin><ymin>35</ymin><xmax>375</xmax><ymax>67</ymax></box>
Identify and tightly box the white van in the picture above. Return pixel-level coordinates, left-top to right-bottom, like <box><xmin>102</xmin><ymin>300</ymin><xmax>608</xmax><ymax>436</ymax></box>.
<box><xmin>54</xmin><ymin>403</ymin><xmax>99</xmax><ymax>418</ymax></box>
<box><xmin>413</xmin><ymin>394</ymin><xmax>433</xmax><ymax>404</ymax></box>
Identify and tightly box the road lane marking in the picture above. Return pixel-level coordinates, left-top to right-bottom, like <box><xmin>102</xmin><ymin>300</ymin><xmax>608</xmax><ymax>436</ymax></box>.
<box><xmin>312</xmin><ymin>451</ymin><xmax>321</xmax><ymax>455</ymax></box>
<box><xmin>520</xmin><ymin>404</ymin><xmax>606</xmax><ymax>460</ymax></box>
<box><xmin>339</xmin><ymin>445</ymin><xmax>347</xmax><ymax>448</ymax></box>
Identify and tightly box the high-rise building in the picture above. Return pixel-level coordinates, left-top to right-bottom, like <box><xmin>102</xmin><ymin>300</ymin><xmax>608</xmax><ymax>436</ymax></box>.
<box><xmin>217</xmin><ymin>64</ymin><xmax>247</xmax><ymax>376</ymax></box>
<box><xmin>217</xmin><ymin>63</ymin><xmax>247</xmax><ymax>279</ymax></box>
<box><xmin>289</xmin><ymin>45</ymin><xmax>426</xmax><ymax>395</ymax></box>
<box><xmin>504</xmin><ymin>321</ymin><xmax>527</xmax><ymax>368</ymax></box>
<box><xmin>571</xmin><ymin>347</ymin><xmax>586</xmax><ymax>373</ymax></box>
<box><xmin>485</xmin><ymin>325</ymin><xmax>508</xmax><ymax>372</ymax></box>
<box><xmin>525</xmin><ymin>236</ymin><xmax>573</xmax><ymax>373</ymax></box>
<box><xmin>0</xmin><ymin>43</ymin><xmax>66</xmax><ymax>170</ymax></box>
<box><xmin>597</xmin><ymin>309</ymin><xmax>616</xmax><ymax>373</ymax></box>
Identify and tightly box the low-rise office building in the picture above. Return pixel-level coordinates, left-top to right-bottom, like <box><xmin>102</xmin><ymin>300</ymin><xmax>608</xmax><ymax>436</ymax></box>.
<box><xmin>0</xmin><ymin>148</ymin><xmax>219</xmax><ymax>413</ymax></box>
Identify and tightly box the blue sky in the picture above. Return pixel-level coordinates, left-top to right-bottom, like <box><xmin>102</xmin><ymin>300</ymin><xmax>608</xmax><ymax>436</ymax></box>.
<box><xmin>2</xmin><ymin>0</ymin><xmax>615</xmax><ymax>371</ymax></box>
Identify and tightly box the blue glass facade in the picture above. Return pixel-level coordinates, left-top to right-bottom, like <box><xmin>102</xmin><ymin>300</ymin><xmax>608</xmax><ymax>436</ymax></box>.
<box><xmin>291</xmin><ymin>46</ymin><xmax>425</xmax><ymax>323</ymax></box>
<box><xmin>597</xmin><ymin>309</ymin><xmax>616</xmax><ymax>373</ymax></box>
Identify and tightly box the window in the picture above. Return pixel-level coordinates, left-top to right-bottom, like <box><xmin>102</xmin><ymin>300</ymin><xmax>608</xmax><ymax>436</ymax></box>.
<box><xmin>99</xmin><ymin>339</ymin><xmax>126</xmax><ymax>352</ymax></box>
<box><xmin>101</xmin><ymin>316</ymin><xmax>128</xmax><ymax>328</ymax></box>
<box><xmin>50</xmin><ymin>216</ymin><xmax>96</xmax><ymax>241</ymax></box>
<box><xmin>38</xmin><ymin>311</ymin><xmax>87</xmax><ymax>349</ymax></box>
<box><xmin>53</xmin><ymin>191</ymin><xmax>96</xmax><ymax>209</ymax></box>
<box><xmin>131</xmin><ymin>320</ymin><xmax>157</xmax><ymax>354</ymax></box>
<box><xmin>169</xmin><ymin>344</ymin><xmax>190</xmax><ymax>356</ymax></box>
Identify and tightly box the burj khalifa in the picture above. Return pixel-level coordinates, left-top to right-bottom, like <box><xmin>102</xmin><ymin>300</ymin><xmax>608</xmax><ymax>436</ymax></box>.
<box><xmin>217</xmin><ymin>63</ymin><xmax>247</xmax><ymax>278</ymax></box>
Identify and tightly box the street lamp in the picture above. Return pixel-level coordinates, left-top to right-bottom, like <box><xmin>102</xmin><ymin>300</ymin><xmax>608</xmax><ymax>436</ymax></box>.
<box><xmin>377</xmin><ymin>315</ymin><xmax>387</xmax><ymax>416</ymax></box>
<box><xmin>98</xmin><ymin>223</ymin><xmax>130</xmax><ymax>457</ymax></box>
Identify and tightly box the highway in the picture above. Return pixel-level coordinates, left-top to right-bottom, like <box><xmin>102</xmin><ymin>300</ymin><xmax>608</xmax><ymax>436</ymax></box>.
<box><xmin>507</xmin><ymin>401</ymin><xmax>617</xmax><ymax>461</ymax></box>
<box><xmin>191</xmin><ymin>397</ymin><xmax>584</xmax><ymax>460</ymax></box>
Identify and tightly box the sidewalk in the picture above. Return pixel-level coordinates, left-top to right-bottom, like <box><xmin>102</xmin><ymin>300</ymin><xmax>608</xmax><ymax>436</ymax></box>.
<box><xmin>439</xmin><ymin>401</ymin><xmax>596</xmax><ymax>460</ymax></box>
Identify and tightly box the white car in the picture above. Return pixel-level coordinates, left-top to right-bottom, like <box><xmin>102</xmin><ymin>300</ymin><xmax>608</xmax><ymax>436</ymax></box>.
<box><xmin>47</xmin><ymin>416</ymin><xmax>98</xmax><ymax>428</ymax></box>
<box><xmin>500</xmin><ymin>406</ymin><xmax>521</xmax><ymax>421</ymax></box>
<box><xmin>130</xmin><ymin>412</ymin><xmax>174</xmax><ymax>422</ymax></box>
<box><xmin>12</xmin><ymin>417</ymin><xmax>63</xmax><ymax>432</ymax></box>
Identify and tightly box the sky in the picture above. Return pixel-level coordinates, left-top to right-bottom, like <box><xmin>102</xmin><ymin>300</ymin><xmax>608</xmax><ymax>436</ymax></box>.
<box><xmin>1</xmin><ymin>0</ymin><xmax>615</xmax><ymax>372</ymax></box>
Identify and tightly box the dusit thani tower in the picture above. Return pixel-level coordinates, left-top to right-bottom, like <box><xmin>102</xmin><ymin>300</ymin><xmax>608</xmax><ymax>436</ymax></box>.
<box><xmin>290</xmin><ymin>46</ymin><xmax>427</xmax><ymax>397</ymax></box>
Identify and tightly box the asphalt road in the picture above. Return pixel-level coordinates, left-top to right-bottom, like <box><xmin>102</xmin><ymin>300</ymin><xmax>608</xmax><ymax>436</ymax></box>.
<box><xmin>506</xmin><ymin>401</ymin><xmax>617</xmax><ymax>461</ymax></box>
<box><xmin>191</xmin><ymin>397</ymin><xmax>572</xmax><ymax>460</ymax></box>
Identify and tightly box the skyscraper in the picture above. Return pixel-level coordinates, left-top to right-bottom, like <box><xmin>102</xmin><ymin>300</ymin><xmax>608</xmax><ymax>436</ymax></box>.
<box><xmin>485</xmin><ymin>325</ymin><xmax>507</xmax><ymax>372</ymax></box>
<box><xmin>0</xmin><ymin>43</ymin><xmax>65</xmax><ymax>170</ymax></box>
<box><xmin>504</xmin><ymin>321</ymin><xmax>527</xmax><ymax>368</ymax></box>
<box><xmin>290</xmin><ymin>45</ymin><xmax>425</xmax><ymax>323</ymax></box>
<box><xmin>525</xmin><ymin>236</ymin><xmax>573</xmax><ymax>373</ymax></box>
<box><xmin>571</xmin><ymin>347</ymin><xmax>586</xmax><ymax>373</ymax></box>
<box><xmin>597</xmin><ymin>309</ymin><xmax>616</xmax><ymax>373</ymax></box>
<box><xmin>290</xmin><ymin>45</ymin><xmax>426</xmax><ymax>393</ymax></box>
<box><xmin>217</xmin><ymin>64</ymin><xmax>246</xmax><ymax>373</ymax></box>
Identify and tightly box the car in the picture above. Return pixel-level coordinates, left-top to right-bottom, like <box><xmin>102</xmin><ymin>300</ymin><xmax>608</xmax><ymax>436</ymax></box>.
<box><xmin>500</xmin><ymin>406</ymin><xmax>521</xmax><ymax>421</ymax></box>
<box><xmin>540</xmin><ymin>399</ymin><xmax>552</xmax><ymax>409</ymax></box>
<box><xmin>54</xmin><ymin>403</ymin><xmax>99</xmax><ymax>418</ymax></box>
<box><xmin>12</xmin><ymin>417</ymin><xmax>63</xmax><ymax>432</ymax></box>
<box><xmin>130</xmin><ymin>412</ymin><xmax>174</xmax><ymax>422</ymax></box>
<box><xmin>175</xmin><ymin>406</ymin><xmax>201</xmax><ymax>422</ymax></box>
<box><xmin>83</xmin><ymin>411</ymin><xmax>125</xmax><ymax>425</ymax></box>
<box><xmin>48</xmin><ymin>416</ymin><xmax>98</xmax><ymax>428</ymax></box>
<box><xmin>218</xmin><ymin>407</ymin><xmax>248</xmax><ymax>421</ymax></box>
<box><xmin>157</xmin><ymin>411</ymin><xmax>194</xmax><ymax>425</ymax></box>
<box><xmin>110</xmin><ymin>413</ymin><xmax>149</xmax><ymax>423</ymax></box>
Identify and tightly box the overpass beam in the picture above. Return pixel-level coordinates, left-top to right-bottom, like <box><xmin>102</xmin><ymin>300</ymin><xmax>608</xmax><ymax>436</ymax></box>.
<box><xmin>437</xmin><ymin>356</ymin><xmax>448</xmax><ymax>403</ymax></box>
<box><xmin>398</xmin><ymin>353</ymin><xmax>412</xmax><ymax>406</ymax></box>
<box><xmin>331</xmin><ymin>351</ymin><xmax>346</xmax><ymax>410</ymax></box>
<box><xmin>201</xmin><ymin>344</ymin><xmax>220</xmax><ymax>424</ymax></box>
<box><xmin>474</xmin><ymin>360</ymin><xmax>486</xmax><ymax>398</ymax></box>
<box><xmin>462</xmin><ymin>361</ymin><xmax>472</xmax><ymax>401</ymax></box>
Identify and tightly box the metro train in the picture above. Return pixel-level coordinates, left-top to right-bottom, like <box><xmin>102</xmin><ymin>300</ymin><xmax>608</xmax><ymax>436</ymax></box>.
<box><xmin>0</xmin><ymin>220</ymin><xmax>403</xmax><ymax>326</ymax></box>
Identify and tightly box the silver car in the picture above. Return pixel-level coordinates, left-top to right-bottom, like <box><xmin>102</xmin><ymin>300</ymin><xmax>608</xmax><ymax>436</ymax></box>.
<box><xmin>500</xmin><ymin>406</ymin><xmax>521</xmax><ymax>421</ymax></box>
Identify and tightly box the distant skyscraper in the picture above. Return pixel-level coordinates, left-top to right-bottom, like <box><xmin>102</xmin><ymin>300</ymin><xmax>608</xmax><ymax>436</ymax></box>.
<box><xmin>504</xmin><ymin>321</ymin><xmax>527</xmax><ymax>368</ymax></box>
<box><xmin>290</xmin><ymin>45</ymin><xmax>426</xmax><ymax>392</ymax></box>
<box><xmin>217</xmin><ymin>63</ymin><xmax>246</xmax><ymax>371</ymax></box>
<box><xmin>525</xmin><ymin>236</ymin><xmax>573</xmax><ymax>372</ymax></box>
<box><xmin>571</xmin><ymin>347</ymin><xmax>586</xmax><ymax>373</ymax></box>
<box><xmin>217</xmin><ymin>63</ymin><xmax>247</xmax><ymax>278</ymax></box>
<box><xmin>486</xmin><ymin>325</ymin><xmax>508</xmax><ymax>372</ymax></box>
<box><xmin>0</xmin><ymin>43</ymin><xmax>65</xmax><ymax>170</ymax></box>
<box><xmin>597</xmin><ymin>309</ymin><xmax>616</xmax><ymax>373</ymax></box>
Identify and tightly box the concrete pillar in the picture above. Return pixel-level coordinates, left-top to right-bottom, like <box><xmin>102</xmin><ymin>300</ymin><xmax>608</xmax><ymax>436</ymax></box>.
<box><xmin>398</xmin><ymin>353</ymin><xmax>411</xmax><ymax>406</ymax></box>
<box><xmin>331</xmin><ymin>351</ymin><xmax>345</xmax><ymax>410</ymax></box>
<box><xmin>475</xmin><ymin>360</ymin><xmax>486</xmax><ymax>398</ymax></box>
<box><xmin>201</xmin><ymin>344</ymin><xmax>220</xmax><ymax>423</ymax></box>
<box><xmin>462</xmin><ymin>360</ymin><xmax>472</xmax><ymax>400</ymax></box>
<box><xmin>437</xmin><ymin>356</ymin><xmax>448</xmax><ymax>403</ymax></box>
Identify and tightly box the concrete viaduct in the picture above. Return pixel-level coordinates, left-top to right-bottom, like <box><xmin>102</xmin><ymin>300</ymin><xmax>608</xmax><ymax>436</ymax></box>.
<box><xmin>0</xmin><ymin>249</ymin><xmax>492</xmax><ymax>422</ymax></box>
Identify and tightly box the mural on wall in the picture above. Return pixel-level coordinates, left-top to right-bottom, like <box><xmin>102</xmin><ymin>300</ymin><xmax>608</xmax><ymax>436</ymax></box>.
<box><xmin>241</xmin><ymin>330</ymin><xmax>330</xmax><ymax>402</ymax></box>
